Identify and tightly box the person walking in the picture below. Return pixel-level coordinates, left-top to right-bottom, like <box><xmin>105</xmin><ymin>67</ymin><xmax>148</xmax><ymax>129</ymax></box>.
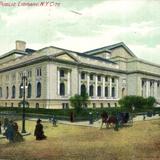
<box><xmin>52</xmin><ymin>115</ymin><xmax>57</xmax><ymax>127</ymax></box>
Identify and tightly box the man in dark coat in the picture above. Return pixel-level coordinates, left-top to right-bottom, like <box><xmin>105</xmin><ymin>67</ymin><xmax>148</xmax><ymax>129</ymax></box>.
<box><xmin>34</xmin><ymin>119</ymin><xmax>47</xmax><ymax>140</ymax></box>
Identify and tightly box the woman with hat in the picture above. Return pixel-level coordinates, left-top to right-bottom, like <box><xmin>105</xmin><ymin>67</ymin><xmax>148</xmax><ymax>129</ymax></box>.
<box><xmin>34</xmin><ymin>119</ymin><xmax>47</xmax><ymax>140</ymax></box>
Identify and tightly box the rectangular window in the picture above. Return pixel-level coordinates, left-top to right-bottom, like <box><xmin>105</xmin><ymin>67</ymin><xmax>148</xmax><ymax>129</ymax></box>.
<box><xmin>112</xmin><ymin>78</ymin><xmax>115</xmax><ymax>83</ymax></box>
<box><xmin>93</xmin><ymin>103</ymin><xmax>96</xmax><ymax>108</ymax></box>
<box><xmin>81</xmin><ymin>72</ymin><xmax>85</xmax><ymax>79</ymax></box>
<box><xmin>28</xmin><ymin>70</ymin><xmax>32</xmax><ymax>78</ymax></box>
<box><xmin>105</xmin><ymin>76</ymin><xmax>108</xmax><ymax>82</ymax></box>
<box><xmin>90</xmin><ymin>74</ymin><xmax>93</xmax><ymax>80</ymax></box>
<box><xmin>60</xmin><ymin>69</ymin><xmax>65</xmax><ymax>77</ymax></box>
<box><xmin>98</xmin><ymin>75</ymin><xmax>101</xmax><ymax>81</ymax></box>
<box><xmin>36</xmin><ymin>68</ymin><xmax>42</xmax><ymax>77</ymax></box>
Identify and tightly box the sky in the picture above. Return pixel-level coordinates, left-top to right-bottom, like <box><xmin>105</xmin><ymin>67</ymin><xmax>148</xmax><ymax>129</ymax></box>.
<box><xmin>0</xmin><ymin>0</ymin><xmax>160</xmax><ymax>64</ymax></box>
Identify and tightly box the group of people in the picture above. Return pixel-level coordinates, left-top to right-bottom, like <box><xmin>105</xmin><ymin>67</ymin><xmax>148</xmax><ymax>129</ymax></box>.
<box><xmin>0</xmin><ymin>118</ymin><xmax>24</xmax><ymax>143</ymax></box>
<box><xmin>0</xmin><ymin>117</ymin><xmax>48</xmax><ymax>142</ymax></box>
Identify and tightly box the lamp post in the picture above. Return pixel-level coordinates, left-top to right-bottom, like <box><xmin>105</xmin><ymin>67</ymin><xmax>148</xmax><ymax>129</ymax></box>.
<box><xmin>21</xmin><ymin>71</ymin><xmax>28</xmax><ymax>133</ymax></box>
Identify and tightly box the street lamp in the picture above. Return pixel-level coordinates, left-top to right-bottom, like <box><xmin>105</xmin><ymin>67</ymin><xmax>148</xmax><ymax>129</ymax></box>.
<box><xmin>21</xmin><ymin>71</ymin><xmax>28</xmax><ymax>133</ymax></box>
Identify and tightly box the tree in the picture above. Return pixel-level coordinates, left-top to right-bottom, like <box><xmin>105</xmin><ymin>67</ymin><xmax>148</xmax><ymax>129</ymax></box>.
<box><xmin>118</xmin><ymin>95</ymin><xmax>156</xmax><ymax>112</ymax></box>
<box><xmin>69</xmin><ymin>92</ymin><xmax>89</xmax><ymax>113</ymax></box>
<box><xmin>118</xmin><ymin>95</ymin><xmax>145</xmax><ymax>111</ymax></box>
<box><xmin>145</xmin><ymin>96</ymin><xmax>156</xmax><ymax>108</ymax></box>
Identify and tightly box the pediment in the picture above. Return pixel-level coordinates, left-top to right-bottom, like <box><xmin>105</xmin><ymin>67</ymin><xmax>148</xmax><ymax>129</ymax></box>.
<box><xmin>111</xmin><ymin>46</ymin><xmax>134</xmax><ymax>59</ymax></box>
<box><xmin>54</xmin><ymin>52</ymin><xmax>79</xmax><ymax>63</ymax></box>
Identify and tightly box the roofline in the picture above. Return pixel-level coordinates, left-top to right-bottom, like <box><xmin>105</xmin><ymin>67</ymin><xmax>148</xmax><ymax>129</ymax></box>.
<box><xmin>84</xmin><ymin>42</ymin><xmax>137</xmax><ymax>57</ymax></box>
<box><xmin>36</xmin><ymin>45</ymin><xmax>116</xmax><ymax>64</ymax></box>
<box><xmin>0</xmin><ymin>49</ymin><xmax>28</xmax><ymax>60</ymax></box>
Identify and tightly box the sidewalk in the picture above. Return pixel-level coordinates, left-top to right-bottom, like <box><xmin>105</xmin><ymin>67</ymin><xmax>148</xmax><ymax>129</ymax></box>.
<box><xmin>58</xmin><ymin>119</ymin><xmax>102</xmax><ymax>128</ymax></box>
<box><xmin>58</xmin><ymin>114</ymin><xmax>160</xmax><ymax>128</ymax></box>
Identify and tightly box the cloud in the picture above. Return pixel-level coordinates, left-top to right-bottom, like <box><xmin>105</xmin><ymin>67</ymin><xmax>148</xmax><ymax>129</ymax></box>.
<box><xmin>0</xmin><ymin>0</ymin><xmax>160</xmax><ymax>65</ymax></box>
<box><xmin>129</xmin><ymin>44</ymin><xmax>160</xmax><ymax>65</ymax></box>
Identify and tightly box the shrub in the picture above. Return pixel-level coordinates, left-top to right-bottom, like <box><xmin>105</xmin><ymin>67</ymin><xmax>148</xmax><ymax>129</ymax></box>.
<box><xmin>69</xmin><ymin>93</ymin><xmax>89</xmax><ymax>113</ymax></box>
<box><xmin>118</xmin><ymin>95</ymin><xmax>145</xmax><ymax>111</ymax></box>
<box><xmin>118</xmin><ymin>95</ymin><xmax>156</xmax><ymax>112</ymax></box>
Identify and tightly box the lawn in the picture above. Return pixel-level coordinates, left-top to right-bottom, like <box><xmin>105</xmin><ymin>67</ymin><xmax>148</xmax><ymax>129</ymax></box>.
<box><xmin>0</xmin><ymin>119</ymin><xmax>160</xmax><ymax>160</ymax></box>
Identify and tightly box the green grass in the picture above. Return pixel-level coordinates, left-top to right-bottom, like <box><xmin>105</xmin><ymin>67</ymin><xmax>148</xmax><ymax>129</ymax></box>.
<box><xmin>0</xmin><ymin>119</ymin><xmax>160</xmax><ymax>160</ymax></box>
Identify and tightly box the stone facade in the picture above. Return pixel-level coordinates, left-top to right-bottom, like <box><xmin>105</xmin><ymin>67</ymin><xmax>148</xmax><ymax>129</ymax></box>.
<box><xmin>0</xmin><ymin>41</ymin><xmax>160</xmax><ymax>109</ymax></box>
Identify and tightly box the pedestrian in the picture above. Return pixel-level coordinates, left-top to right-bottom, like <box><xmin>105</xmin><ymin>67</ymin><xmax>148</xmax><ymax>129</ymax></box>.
<box><xmin>34</xmin><ymin>119</ymin><xmax>47</xmax><ymax>140</ymax></box>
<box><xmin>13</xmin><ymin>122</ymin><xmax>24</xmax><ymax>142</ymax></box>
<box><xmin>70</xmin><ymin>111</ymin><xmax>74</xmax><ymax>122</ymax></box>
<box><xmin>143</xmin><ymin>114</ymin><xmax>146</xmax><ymax>120</ymax></box>
<box><xmin>4</xmin><ymin>120</ymin><xmax>14</xmax><ymax>143</ymax></box>
<box><xmin>52</xmin><ymin>115</ymin><xmax>57</xmax><ymax>127</ymax></box>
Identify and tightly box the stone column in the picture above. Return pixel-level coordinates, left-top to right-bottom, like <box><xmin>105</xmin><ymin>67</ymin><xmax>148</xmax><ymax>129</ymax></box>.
<box><xmin>146</xmin><ymin>80</ymin><xmax>150</xmax><ymax>97</ymax></box>
<box><xmin>150</xmin><ymin>81</ymin><xmax>154</xmax><ymax>97</ymax></box>
<box><xmin>142</xmin><ymin>80</ymin><xmax>145</xmax><ymax>97</ymax></box>
<box><xmin>109</xmin><ymin>77</ymin><xmax>112</xmax><ymax>98</ymax></box>
<box><xmin>79</xmin><ymin>72</ymin><xmax>81</xmax><ymax>95</ymax></box>
<box><xmin>102</xmin><ymin>76</ymin><xmax>105</xmax><ymax>97</ymax></box>
<box><xmin>57</xmin><ymin>68</ymin><xmax>60</xmax><ymax>95</ymax></box>
<box><xmin>67</xmin><ymin>71</ymin><xmax>70</xmax><ymax>95</ymax></box>
<box><xmin>87</xmin><ymin>73</ymin><xmax>90</xmax><ymax>95</ymax></box>
<box><xmin>116</xmin><ymin>78</ymin><xmax>119</xmax><ymax>98</ymax></box>
<box><xmin>154</xmin><ymin>81</ymin><xmax>157</xmax><ymax>99</ymax></box>
<box><xmin>95</xmin><ymin>75</ymin><xmax>97</xmax><ymax>97</ymax></box>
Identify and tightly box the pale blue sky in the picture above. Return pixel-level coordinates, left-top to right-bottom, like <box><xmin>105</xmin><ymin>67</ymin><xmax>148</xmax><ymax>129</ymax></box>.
<box><xmin>0</xmin><ymin>0</ymin><xmax>160</xmax><ymax>64</ymax></box>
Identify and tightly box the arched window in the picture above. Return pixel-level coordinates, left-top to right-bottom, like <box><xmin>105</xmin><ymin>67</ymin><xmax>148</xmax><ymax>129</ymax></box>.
<box><xmin>97</xmin><ymin>86</ymin><xmax>101</xmax><ymax>97</ymax></box>
<box><xmin>6</xmin><ymin>86</ymin><xmax>9</xmax><ymax>99</ymax></box>
<box><xmin>81</xmin><ymin>84</ymin><xmax>86</xmax><ymax>96</ymax></box>
<box><xmin>112</xmin><ymin>87</ymin><xmax>115</xmax><ymax>98</ymax></box>
<box><xmin>105</xmin><ymin>86</ymin><xmax>108</xmax><ymax>97</ymax></box>
<box><xmin>12</xmin><ymin>85</ymin><xmax>16</xmax><ymax>98</ymax></box>
<box><xmin>0</xmin><ymin>87</ymin><xmax>2</xmax><ymax>97</ymax></box>
<box><xmin>28</xmin><ymin>83</ymin><xmax>32</xmax><ymax>98</ymax></box>
<box><xmin>19</xmin><ymin>83</ymin><xmax>23</xmax><ymax>98</ymax></box>
<box><xmin>36</xmin><ymin>103</ymin><xmax>39</xmax><ymax>109</ymax></box>
<box><xmin>89</xmin><ymin>85</ymin><xmax>94</xmax><ymax>97</ymax></box>
<box><xmin>37</xmin><ymin>82</ymin><xmax>41</xmax><ymax>97</ymax></box>
<box><xmin>60</xmin><ymin>83</ymin><xmax>65</xmax><ymax>96</ymax></box>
